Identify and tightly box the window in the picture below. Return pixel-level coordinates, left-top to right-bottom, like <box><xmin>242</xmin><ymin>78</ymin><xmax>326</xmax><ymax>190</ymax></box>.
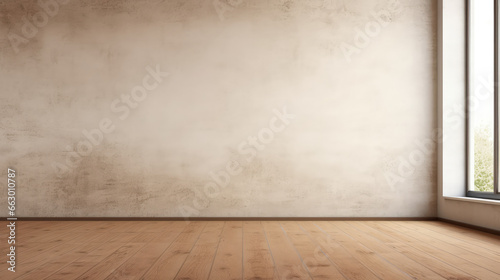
<box><xmin>467</xmin><ymin>0</ymin><xmax>500</xmax><ymax>199</ymax></box>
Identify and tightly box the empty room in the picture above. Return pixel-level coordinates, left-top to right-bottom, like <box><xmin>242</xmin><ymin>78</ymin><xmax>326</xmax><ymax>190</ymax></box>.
<box><xmin>1</xmin><ymin>0</ymin><xmax>500</xmax><ymax>279</ymax></box>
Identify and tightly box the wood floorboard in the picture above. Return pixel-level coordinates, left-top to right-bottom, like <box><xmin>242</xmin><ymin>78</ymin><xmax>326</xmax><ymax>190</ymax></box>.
<box><xmin>279</xmin><ymin>221</ymin><xmax>346</xmax><ymax>279</ymax></box>
<box><xmin>242</xmin><ymin>221</ymin><xmax>279</xmax><ymax>280</ymax></box>
<box><xmin>332</xmin><ymin>221</ymin><xmax>446</xmax><ymax>280</ymax></box>
<box><xmin>262</xmin><ymin>221</ymin><xmax>311</xmax><ymax>279</ymax></box>
<box><xmin>1</xmin><ymin>220</ymin><xmax>499</xmax><ymax>280</ymax></box>
<box><xmin>140</xmin><ymin>221</ymin><xmax>207</xmax><ymax>280</ymax></box>
<box><xmin>367</xmin><ymin>221</ymin><xmax>500</xmax><ymax>280</ymax></box>
<box><xmin>346</xmin><ymin>221</ymin><xmax>477</xmax><ymax>280</ymax></box>
<box><xmin>45</xmin><ymin>242</ymin><xmax>127</xmax><ymax>280</ymax></box>
<box><xmin>208</xmin><ymin>221</ymin><xmax>243</xmax><ymax>280</ymax></box>
<box><xmin>298</xmin><ymin>221</ymin><xmax>380</xmax><ymax>280</ymax></box>
<box><xmin>316</xmin><ymin>221</ymin><xmax>413</xmax><ymax>280</ymax></box>
<box><xmin>175</xmin><ymin>221</ymin><xmax>224</xmax><ymax>280</ymax></box>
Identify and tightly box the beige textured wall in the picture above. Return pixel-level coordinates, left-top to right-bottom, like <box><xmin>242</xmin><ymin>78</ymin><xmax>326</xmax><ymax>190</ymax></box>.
<box><xmin>0</xmin><ymin>0</ymin><xmax>437</xmax><ymax>217</ymax></box>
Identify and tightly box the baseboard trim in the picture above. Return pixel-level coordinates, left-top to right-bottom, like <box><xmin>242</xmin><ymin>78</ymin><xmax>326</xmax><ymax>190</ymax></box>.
<box><xmin>5</xmin><ymin>216</ymin><xmax>499</xmax><ymax>235</ymax></box>
<box><xmin>438</xmin><ymin>218</ymin><xmax>500</xmax><ymax>236</ymax></box>
<box><xmin>2</xmin><ymin>217</ymin><xmax>437</xmax><ymax>221</ymax></box>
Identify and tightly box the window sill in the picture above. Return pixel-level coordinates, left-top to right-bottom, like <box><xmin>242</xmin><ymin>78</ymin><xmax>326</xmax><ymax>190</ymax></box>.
<box><xmin>444</xmin><ymin>196</ymin><xmax>500</xmax><ymax>206</ymax></box>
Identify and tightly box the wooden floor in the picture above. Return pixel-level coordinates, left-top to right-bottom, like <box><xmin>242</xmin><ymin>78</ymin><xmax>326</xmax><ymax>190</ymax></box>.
<box><xmin>1</xmin><ymin>221</ymin><xmax>499</xmax><ymax>279</ymax></box>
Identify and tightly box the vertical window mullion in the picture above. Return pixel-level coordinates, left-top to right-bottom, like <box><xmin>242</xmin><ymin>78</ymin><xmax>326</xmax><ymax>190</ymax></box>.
<box><xmin>495</xmin><ymin>0</ymin><xmax>499</xmax><ymax>194</ymax></box>
<box><xmin>467</xmin><ymin>0</ymin><xmax>474</xmax><ymax>193</ymax></box>
<box><xmin>465</xmin><ymin>0</ymin><xmax>474</xmax><ymax>193</ymax></box>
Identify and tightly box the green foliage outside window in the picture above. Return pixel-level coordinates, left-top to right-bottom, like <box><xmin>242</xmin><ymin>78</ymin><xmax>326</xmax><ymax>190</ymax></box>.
<box><xmin>474</xmin><ymin>125</ymin><xmax>494</xmax><ymax>192</ymax></box>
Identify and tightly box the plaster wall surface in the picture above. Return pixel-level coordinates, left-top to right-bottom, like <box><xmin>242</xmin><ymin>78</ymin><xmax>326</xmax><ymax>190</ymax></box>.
<box><xmin>0</xmin><ymin>0</ymin><xmax>437</xmax><ymax>217</ymax></box>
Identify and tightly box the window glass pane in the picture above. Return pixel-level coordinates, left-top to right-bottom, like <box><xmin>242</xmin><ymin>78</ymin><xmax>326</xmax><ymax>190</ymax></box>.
<box><xmin>470</xmin><ymin>0</ymin><xmax>495</xmax><ymax>192</ymax></box>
